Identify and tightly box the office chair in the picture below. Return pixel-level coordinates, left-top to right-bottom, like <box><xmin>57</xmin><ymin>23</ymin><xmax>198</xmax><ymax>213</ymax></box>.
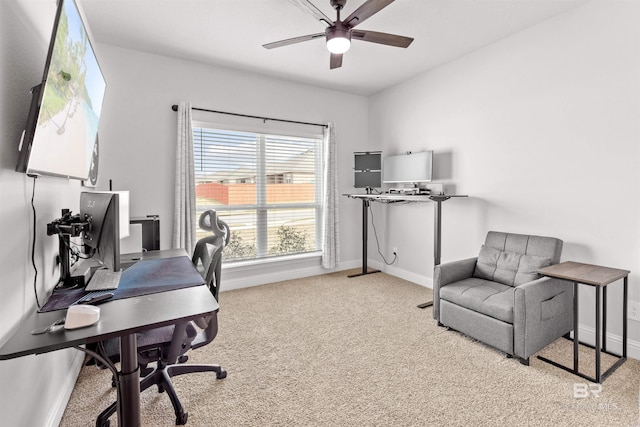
<box><xmin>192</xmin><ymin>209</ymin><xmax>231</xmax><ymax>301</ymax></box>
<box><xmin>95</xmin><ymin>211</ymin><xmax>230</xmax><ymax>427</ymax></box>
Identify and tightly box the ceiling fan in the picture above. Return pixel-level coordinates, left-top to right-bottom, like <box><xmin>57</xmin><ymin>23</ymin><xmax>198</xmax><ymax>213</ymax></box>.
<box><xmin>263</xmin><ymin>0</ymin><xmax>414</xmax><ymax>69</ymax></box>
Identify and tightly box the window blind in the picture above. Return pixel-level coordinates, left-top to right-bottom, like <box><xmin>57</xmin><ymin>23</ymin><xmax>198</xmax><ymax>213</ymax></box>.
<box><xmin>193</xmin><ymin>126</ymin><xmax>323</xmax><ymax>262</ymax></box>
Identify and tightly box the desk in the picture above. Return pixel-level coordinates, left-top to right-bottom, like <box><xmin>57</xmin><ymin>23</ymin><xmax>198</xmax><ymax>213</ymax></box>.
<box><xmin>0</xmin><ymin>250</ymin><xmax>217</xmax><ymax>427</ymax></box>
<box><xmin>537</xmin><ymin>261</ymin><xmax>630</xmax><ymax>383</ymax></box>
<box><xmin>344</xmin><ymin>193</ymin><xmax>467</xmax><ymax>308</ymax></box>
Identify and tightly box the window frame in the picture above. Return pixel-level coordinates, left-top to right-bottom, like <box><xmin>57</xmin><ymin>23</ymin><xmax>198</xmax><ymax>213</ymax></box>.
<box><xmin>192</xmin><ymin>121</ymin><xmax>325</xmax><ymax>263</ymax></box>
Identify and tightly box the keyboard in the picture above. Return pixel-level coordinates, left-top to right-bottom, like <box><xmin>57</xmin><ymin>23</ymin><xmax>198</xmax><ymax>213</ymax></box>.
<box><xmin>72</xmin><ymin>290</ymin><xmax>114</xmax><ymax>305</ymax></box>
<box><xmin>84</xmin><ymin>268</ymin><xmax>122</xmax><ymax>291</ymax></box>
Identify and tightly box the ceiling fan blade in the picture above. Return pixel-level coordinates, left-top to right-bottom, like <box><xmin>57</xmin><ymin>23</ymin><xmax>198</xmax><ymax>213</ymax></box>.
<box><xmin>330</xmin><ymin>53</ymin><xmax>343</xmax><ymax>69</ymax></box>
<box><xmin>352</xmin><ymin>30</ymin><xmax>413</xmax><ymax>48</ymax></box>
<box><xmin>343</xmin><ymin>0</ymin><xmax>395</xmax><ymax>28</ymax></box>
<box><xmin>287</xmin><ymin>0</ymin><xmax>333</xmax><ymax>26</ymax></box>
<box><xmin>263</xmin><ymin>33</ymin><xmax>325</xmax><ymax>49</ymax></box>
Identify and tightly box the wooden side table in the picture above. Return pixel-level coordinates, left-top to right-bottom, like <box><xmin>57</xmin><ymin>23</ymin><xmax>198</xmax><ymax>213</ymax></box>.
<box><xmin>537</xmin><ymin>261</ymin><xmax>630</xmax><ymax>383</ymax></box>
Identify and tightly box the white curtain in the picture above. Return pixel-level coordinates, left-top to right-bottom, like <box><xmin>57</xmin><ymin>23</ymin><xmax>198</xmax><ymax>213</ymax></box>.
<box><xmin>172</xmin><ymin>101</ymin><xmax>196</xmax><ymax>254</ymax></box>
<box><xmin>322</xmin><ymin>122</ymin><xmax>339</xmax><ymax>269</ymax></box>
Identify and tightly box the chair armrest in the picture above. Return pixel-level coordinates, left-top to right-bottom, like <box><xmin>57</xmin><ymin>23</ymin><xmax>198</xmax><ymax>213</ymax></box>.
<box><xmin>513</xmin><ymin>277</ymin><xmax>573</xmax><ymax>359</ymax></box>
<box><xmin>433</xmin><ymin>257</ymin><xmax>477</xmax><ymax>321</ymax></box>
<box><xmin>435</xmin><ymin>257</ymin><xmax>477</xmax><ymax>286</ymax></box>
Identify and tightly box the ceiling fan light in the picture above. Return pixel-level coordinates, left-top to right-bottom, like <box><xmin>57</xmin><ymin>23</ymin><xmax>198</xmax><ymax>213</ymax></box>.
<box><xmin>327</xmin><ymin>36</ymin><xmax>350</xmax><ymax>54</ymax></box>
<box><xmin>326</xmin><ymin>28</ymin><xmax>351</xmax><ymax>54</ymax></box>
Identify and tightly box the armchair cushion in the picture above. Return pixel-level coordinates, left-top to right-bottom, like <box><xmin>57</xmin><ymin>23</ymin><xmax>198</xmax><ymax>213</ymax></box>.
<box><xmin>439</xmin><ymin>277</ymin><xmax>515</xmax><ymax>323</ymax></box>
<box><xmin>473</xmin><ymin>245</ymin><xmax>551</xmax><ymax>287</ymax></box>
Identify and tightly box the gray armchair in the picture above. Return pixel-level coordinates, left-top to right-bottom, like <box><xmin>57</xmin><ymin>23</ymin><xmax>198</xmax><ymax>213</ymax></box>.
<box><xmin>433</xmin><ymin>231</ymin><xmax>573</xmax><ymax>364</ymax></box>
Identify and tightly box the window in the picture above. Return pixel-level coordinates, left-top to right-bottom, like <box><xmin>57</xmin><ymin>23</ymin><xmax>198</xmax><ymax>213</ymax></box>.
<box><xmin>193</xmin><ymin>125</ymin><xmax>324</xmax><ymax>262</ymax></box>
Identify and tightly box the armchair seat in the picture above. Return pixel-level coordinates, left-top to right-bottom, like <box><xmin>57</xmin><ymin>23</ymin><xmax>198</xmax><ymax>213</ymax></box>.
<box><xmin>439</xmin><ymin>278</ymin><xmax>515</xmax><ymax>323</ymax></box>
<box><xmin>434</xmin><ymin>231</ymin><xmax>573</xmax><ymax>364</ymax></box>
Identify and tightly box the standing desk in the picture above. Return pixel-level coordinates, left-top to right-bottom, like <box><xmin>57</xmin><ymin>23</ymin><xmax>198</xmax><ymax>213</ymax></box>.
<box><xmin>0</xmin><ymin>249</ymin><xmax>218</xmax><ymax>427</ymax></box>
<box><xmin>344</xmin><ymin>193</ymin><xmax>467</xmax><ymax>307</ymax></box>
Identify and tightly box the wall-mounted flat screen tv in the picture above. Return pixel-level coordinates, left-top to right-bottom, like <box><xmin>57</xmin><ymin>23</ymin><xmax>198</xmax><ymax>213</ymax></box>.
<box><xmin>15</xmin><ymin>0</ymin><xmax>106</xmax><ymax>181</ymax></box>
<box><xmin>383</xmin><ymin>151</ymin><xmax>433</xmax><ymax>184</ymax></box>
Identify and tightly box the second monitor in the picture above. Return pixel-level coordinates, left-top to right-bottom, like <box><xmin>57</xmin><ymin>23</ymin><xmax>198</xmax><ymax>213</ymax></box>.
<box><xmin>80</xmin><ymin>191</ymin><xmax>121</xmax><ymax>272</ymax></box>
<box><xmin>353</xmin><ymin>151</ymin><xmax>382</xmax><ymax>192</ymax></box>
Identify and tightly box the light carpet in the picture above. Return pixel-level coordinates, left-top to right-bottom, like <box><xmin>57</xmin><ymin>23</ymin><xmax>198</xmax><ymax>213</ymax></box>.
<box><xmin>60</xmin><ymin>270</ymin><xmax>640</xmax><ymax>426</ymax></box>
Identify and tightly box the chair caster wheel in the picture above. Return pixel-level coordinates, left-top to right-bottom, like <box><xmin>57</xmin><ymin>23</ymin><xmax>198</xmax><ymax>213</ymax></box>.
<box><xmin>176</xmin><ymin>412</ymin><xmax>188</xmax><ymax>425</ymax></box>
<box><xmin>97</xmin><ymin>420</ymin><xmax>110</xmax><ymax>427</ymax></box>
<box><xmin>217</xmin><ymin>369</ymin><xmax>227</xmax><ymax>379</ymax></box>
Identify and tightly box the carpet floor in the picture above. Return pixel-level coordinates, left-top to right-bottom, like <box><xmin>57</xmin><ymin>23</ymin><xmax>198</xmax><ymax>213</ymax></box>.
<box><xmin>60</xmin><ymin>270</ymin><xmax>640</xmax><ymax>426</ymax></box>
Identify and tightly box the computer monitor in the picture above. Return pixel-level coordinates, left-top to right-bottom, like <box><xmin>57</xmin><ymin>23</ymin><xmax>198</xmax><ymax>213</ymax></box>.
<box><xmin>80</xmin><ymin>192</ymin><xmax>120</xmax><ymax>272</ymax></box>
<box><xmin>354</xmin><ymin>151</ymin><xmax>382</xmax><ymax>191</ymax></box>
<box><xmin>383</xmin><ymin>151</ymin><xmax>433</xmax><ymax>185</ymax></box>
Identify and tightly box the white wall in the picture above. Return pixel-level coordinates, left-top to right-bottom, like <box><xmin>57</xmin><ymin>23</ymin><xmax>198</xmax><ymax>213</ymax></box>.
<box><xmin>0</xmin><ymin>3</ymin><xmax>368</xmax><ymax>424</ymax></box>
<box><xmin>94</xmin><ymin>44</ymin><xmax>369</xmax><ymax>287</ymax></box>
<box><xmin>0</xmin><ymin>2</ymin><xmax>85</xmax><ymax>426</ymax></box>
<box><xmin>369</xmin><ymin>0</ymin><xmax>640</xmax><ymax>350</ymax></box>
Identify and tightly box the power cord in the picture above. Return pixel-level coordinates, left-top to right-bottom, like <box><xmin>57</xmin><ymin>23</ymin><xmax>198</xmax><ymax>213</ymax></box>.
<box><xmin>55</xmin><ymin>224</ymin><xmax>94</xmax><ymax>262</ymax></box>
<box><xmin>368</xmin><ymin>203</ymin><xmax>397</xmax><ymax>265</ymax></box>
<box><xmin>30</xmin><ymin>175</ymin><xmax>41</xmax><ymax>309</ymax></box>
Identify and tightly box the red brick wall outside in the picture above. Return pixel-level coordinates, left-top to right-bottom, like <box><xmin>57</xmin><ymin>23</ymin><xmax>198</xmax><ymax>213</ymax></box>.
<box><xmin>196</xmin><ymin>183</ymin><xmax>229</xmax><ymax>204</ymax></box>
<box><xmin>196</xmin><ymin>183</ymin><xmax>315</xmax><ymax>205</ymax></box>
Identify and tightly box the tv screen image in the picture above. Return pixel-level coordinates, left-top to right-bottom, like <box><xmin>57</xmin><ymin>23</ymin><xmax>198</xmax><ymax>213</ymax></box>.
<box><xmin>16</xmin><ymin>0</ymin><xmax>106</xmax><ymax>180</ymax></box>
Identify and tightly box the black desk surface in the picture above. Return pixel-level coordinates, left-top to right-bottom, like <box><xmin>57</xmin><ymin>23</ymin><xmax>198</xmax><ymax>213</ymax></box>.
<box><xmin>39</xmin><ymin>253</ymin><xmax>204</xmax><ymax>312</ymax></box>
<box><xmin>0</xmin><ymin>251</ymin><xmax>218</xmax><ymax>360</ymax></box>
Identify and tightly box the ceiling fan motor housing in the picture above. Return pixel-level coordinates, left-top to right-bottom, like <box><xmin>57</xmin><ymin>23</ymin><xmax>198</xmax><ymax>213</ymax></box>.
<box><xmin>330</xmin><ymin>0</ymin><xmax>347</xmax><ymax>10</ymax></box>
<box><xmin>326</xmin><ymin>21</ymin><xmax>351</xmax><ymax>42</ymax></box>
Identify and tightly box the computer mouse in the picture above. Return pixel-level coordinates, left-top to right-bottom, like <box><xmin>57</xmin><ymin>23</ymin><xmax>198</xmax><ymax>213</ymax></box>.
<box><xmin>64</xmin><ymin>305</ymin><xmax>100</xmax><ymax>330</ymax></box>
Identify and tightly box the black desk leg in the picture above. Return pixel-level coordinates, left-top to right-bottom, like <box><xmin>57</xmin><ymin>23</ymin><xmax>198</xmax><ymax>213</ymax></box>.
<box><xmin>603</xmin><ymin>286</ymin><xmax>607</xmax><ymax>353</ymax></box>
<box><xmin>573</xmin><ymin>282</ymin><xmax>579</xmax><ymax>373</ymax></box>
<box><xmin>348</xmin><ymin>198</ymin><xmax>380</xmax><ymax>278</ymax></box>
<box><xmin>418</xmin><ymin>200</ymin><xmax>442</xmax><ymax>309</ymax></box>
<box><xmin>595</xmin><ymin>286</ymin><xmax>601</xmax><ymax>383</ymax></box>
<box><xmin>118</xmin><ymin>333</ymin><xmax>140</xmax><ymax>427</ymax></box>
<box><xmin>623</xmin><ymin>277</ymin><xmax>628</xmax><ymax>358</ymax></box>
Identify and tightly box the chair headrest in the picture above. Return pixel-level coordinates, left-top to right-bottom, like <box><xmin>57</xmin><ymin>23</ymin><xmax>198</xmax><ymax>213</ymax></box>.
<box><xmin>198</xmin><ymin>210</ymin><xmax>230</xmax><ymax>246</ymax></box>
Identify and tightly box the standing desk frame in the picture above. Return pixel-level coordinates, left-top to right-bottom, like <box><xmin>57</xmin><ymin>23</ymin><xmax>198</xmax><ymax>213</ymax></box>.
<box><xmin>344</xmin><ymin>193</ymin><xmax>467</xmax><ymax>307</ymax></box>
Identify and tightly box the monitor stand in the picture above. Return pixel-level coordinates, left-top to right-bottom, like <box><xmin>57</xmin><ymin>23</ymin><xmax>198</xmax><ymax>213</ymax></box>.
<box><xmin>47</xmin><ymin>210</ymin><xmax>90</xmax><ymax>288</ymax></box>
<box><xmin>56</xmin><ymin>234</ymin><xmax>93</xmax><ymax>288</ymax></box>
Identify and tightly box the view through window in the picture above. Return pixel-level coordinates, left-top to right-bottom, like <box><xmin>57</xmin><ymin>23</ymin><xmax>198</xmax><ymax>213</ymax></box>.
<box><xmin>193</xmin><ymin>126</ymin><xmax>324</xmax><ymax>262</ymax></box>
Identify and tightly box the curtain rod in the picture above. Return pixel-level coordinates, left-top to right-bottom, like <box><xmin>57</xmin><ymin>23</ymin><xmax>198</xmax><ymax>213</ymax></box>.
<box><xmin>171</xmin><ymin>104</ymin><xmax>328</xmax><ymax>129</ymax></box>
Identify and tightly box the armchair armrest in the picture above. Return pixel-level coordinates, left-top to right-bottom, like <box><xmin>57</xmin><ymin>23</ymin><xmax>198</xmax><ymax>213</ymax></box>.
<box><xmin>433</xmin><ymin>257</ymin><xmax>477</xmax><ymax>321</ymax></box>
<box><xmin>513</xmin><ymin>276</ymin><xmax>573</xmax><ymax>359</ymax></box>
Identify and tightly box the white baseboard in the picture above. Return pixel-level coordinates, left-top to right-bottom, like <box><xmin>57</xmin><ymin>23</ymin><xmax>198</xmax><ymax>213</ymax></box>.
<box><xmin>47</xmin><ymin>350</ymin><xmax>85</xmax><ymax>427</ymax></box>
<box><xmin>368</xmin><ymin>259</ymin><xmax>433</xmax><ymax>289</ymax></box>
<box><xmin>222</xmin><ymin>256</ymin><xmax>361</xmax><ymax>291</ymax></box>
<box><xmin>575</xmin><ymin>324</ymin><xmax>640</xmax><ymax>362</ymax></box>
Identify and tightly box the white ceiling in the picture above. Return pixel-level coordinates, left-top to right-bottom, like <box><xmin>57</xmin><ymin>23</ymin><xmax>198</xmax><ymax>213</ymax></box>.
<box><xmin>77</xmin><ymin>0</ymin><xmax>589</xmax><ymax>96</ymax></box>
